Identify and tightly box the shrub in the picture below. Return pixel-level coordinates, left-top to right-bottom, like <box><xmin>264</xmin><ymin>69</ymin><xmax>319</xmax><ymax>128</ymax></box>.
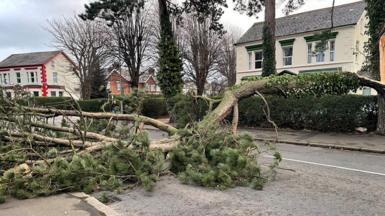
<box><xmin>239</xmin><ymin>95</ymin><xmax>377</xmax><ymax>132</ymax></box>
<box><xmin>170</xmin><ymin>94</ymin><xmax>377</xmax><ymax>132</ymax></box>
<box><xmin>142</xmin><ymin>96</ymin><xmax>168</xmax><ymax>118</ymax></box>
<box><xmin>170</xmin><ymin>94</ymin><xmax>211</xmax><ymax>128</ymax></box>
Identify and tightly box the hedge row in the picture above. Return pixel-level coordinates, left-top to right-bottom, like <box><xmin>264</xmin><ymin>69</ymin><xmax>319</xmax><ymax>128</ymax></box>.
<box><xmin>238</xmin><ymin>95</ymin><xmax>377</xmax><ymax>132</ymax></box>
<box><xmin>29</xmin><ymin>95</ymin><xmax>168</xmax><ymax>118</ymax></box>
<box><xmin>171</xmin><ymin>95</ymin><xmax>378</xmax><ymax>132</ymax></box>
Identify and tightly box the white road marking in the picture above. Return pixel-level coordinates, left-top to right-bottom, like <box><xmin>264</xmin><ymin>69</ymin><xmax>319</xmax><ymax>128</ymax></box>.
<box><xmin>263</xmin><ymin>155</ymin><xmax>385</xmax><ymax>177</ymax></box>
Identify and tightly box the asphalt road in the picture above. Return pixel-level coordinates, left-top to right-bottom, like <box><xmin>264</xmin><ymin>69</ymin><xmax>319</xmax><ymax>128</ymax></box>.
<box><xmin>110</xmin><ymin>142</ymin><xmax>385</xmax><ymax>216</ymax></box>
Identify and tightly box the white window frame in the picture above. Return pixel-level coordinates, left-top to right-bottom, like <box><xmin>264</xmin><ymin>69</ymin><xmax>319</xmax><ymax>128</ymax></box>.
<box><xmin>248</xmin><ymin>52</ymin><xmax>253</xmax><ymax>70</ymax></box>
<box><xmin>282</xmin><ymin>46</ymin><xmax>293</xmax><ymax>66</ymax></box>
<box><xmin>116</xmin><ymin>80</ymin><xmax>122</xmax><ymax>91</ymax></box>
<box><xmin>28</xmin><ymin>71</ymin><xmax>38</xmax><ymax>84</ymax></box>
<box><xmin>33</xmin><ymin>91</ymin><xmax>39</xmax><ymax>97</ymax></box>
<box><xmin>53</xmin><ymin>72</ymin><xmax>58</xmax><ymax>83</ymax></box>
<box><xmin>329</xmin><ymin>40</ymin><xmax>335</xmax><ymax>62</ymax></box>
<box><xmin>307</xmin><ymin>43</ymin><xmax>313</xmax><ymax>64</ymax></box>
<box><xmin>50</xmin><ymin>91</ymin><xmax>57</xmax><ymax>97</ymax></box>
<box><xmin>254</xmin><ymin>50</ymin><xmax>263</xmax><ymax>69</ymax></box>
<box><xmin>16</xmin><ymin>72</ymin><xmax>21</xmax><ymax>84</ymax></box>
<box><xmin>315</xmin><ymin>42</ymin><xmax>325</xmax><ymax>63</ymax></box>
<box><xmin>3</xmin><ymin>73</ymin><xmax>10</xmax><ymax>84</ymax></box>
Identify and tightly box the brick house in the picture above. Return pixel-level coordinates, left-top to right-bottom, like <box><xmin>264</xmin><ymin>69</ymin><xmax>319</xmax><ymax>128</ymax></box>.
<box><xmin>106</xmin><ymin>68</ymin><xmax>160</xmax><ymax>95</ymax></box>
<box><xmin>0</xmin><ymin>50</ymin><xmax>80</xmax><ymax>98</ymax></box>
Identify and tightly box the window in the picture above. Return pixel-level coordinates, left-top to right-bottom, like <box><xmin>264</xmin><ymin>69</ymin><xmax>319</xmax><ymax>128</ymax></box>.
<box><xmin>307</xmin><ymin>43</ymin><xmax>313</xmax><ymax>64</ymax></box>
<box><xmin>50</xmin><ymin>91</ymin><xmax>57</xmax><ymax>97</ymax></box>
<box><xmin>6</xmin><ymin>92</ymin><xmax>11</xmax><ymax>98</ymax></box>
<box><xmin>16</xmin><ymin>72</ymin><xmax>21</xmax><ymax>84</ymax></box>
<box><xmin>59</xmin><ymin>91</ymin><xmax>63</xmax><ymax>97</ymax></box>
<box><xmin>3</xmin><ymin>73</ymin><xmax>9</xmax><ymax>84</ymax></box>
<box><xmin>363</xmin><ymin>87</ymin><xmax>371</xmax><ymax>96</ymax></box>
<box><xmin>282</xmin><ymin>46</ymin><xmax>293</xmax><ymax>66</ymax></box>
<box><xmin>28</xmin><ymin>72</ymin><xmax>38</xmax><ymax>83</ymax></box>
<box><xmin>53</xmin><ymin>72</ymin><xmax>58</xmax><ymax>83</ymax></box>
<box><xmin>254</xmin><ymin>51</ymin><xmax>263</xmax><ymax>69</ymax></box>
<box><xmin>248</xmin><ymin>52</ymin><xmax>253</xmax><ymax>70</ymax></box>
<box><xmin>33</xmin><ymin>91</ymin><xmax>39</xmax><ymax>97</ymax></box>
<box><xmin>116</xmin><ymin>80</ymin><xmax>122</xmax><ymax>91</ymax></box>
<box><xmin>0</xmin><ymin>73</ymin><xmax>3</xmax><ymax>84</ymax></box>
<box><xmin>315</xmin><ymin>43</ymin><xmax>325</xmax><ymax>62</ymax></box>
<box><xmin>330</xmin><ymin>40</ymin><xmax>335</xmax><ymax>62</ymax></box>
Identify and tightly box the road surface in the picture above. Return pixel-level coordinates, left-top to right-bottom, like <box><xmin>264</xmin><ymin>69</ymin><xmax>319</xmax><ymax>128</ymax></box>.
<box><xmin>110</xmin><ymin>142</ymin><xmax>385</xmax><ymax>216</ymax></box>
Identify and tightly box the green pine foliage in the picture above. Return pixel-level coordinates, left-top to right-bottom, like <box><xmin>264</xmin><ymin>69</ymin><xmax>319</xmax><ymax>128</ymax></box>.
<box><xmin>157</xmin><ymin>1</ymin><xmax>183</xmax><ymax>103</ymax></box>
<box><xmin>170</xmin><ymin>124</ymin><xmax>281</xmax><ymax>190</ymax></box>
<box><xmin>0</xmin><ymin>132</ymin><xmax>164</xmax><ymax>200</ymax></box>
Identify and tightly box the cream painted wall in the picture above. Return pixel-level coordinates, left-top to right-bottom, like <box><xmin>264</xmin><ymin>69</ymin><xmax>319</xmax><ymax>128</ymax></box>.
<box><xmin>236</xmin><ymin>25</ymin><xmax>364</xmax><ymax>83</ymax></box>
<box><xmin>46</xmin><ymin>53</ymin><xmax>81</xmax><ymax>99</ymax></box>
<box><xmin>0</xmin><ymin>53</ymin><xmax>81</xmax><ymax>99</ymax></box>
<box><xmin>352</xmin><ymin>11</ymin><xmax>369</xmax><ymax>73</ymax></box>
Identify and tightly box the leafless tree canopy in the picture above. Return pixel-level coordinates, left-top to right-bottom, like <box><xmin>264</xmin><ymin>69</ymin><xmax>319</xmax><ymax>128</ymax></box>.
<box><xmin>218</xmin><ymin>27</ymin><xmax>242</xmax><ymax>87</ymax></box>
<box><xmin>107</xmin><ymin>3</ymin><xmax>156</xmax><ymax>88</ymax></box>
<box><xmin>48</xmin><ymin>16</ymin><xmax>109</xmax><ymax>99</ymax></box>
<box><xmin>181</xmin><ymin>14</ymin><xmax>223</xmax><ymax>96</ymax></box>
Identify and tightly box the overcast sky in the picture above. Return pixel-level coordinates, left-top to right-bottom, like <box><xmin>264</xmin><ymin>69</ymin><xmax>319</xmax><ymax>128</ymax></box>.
<box><xmin>0</xmin><ymin>0</ymin><xmax>361</xmax><ymax>61</ymax></box>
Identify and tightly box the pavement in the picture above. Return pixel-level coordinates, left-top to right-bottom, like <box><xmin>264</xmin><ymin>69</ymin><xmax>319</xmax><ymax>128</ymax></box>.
<box><xmin>241</xmin><ymin>127</ymin><xmax>385</xmax><ymax>153</ymax></box>
<box><xmin>0</xmin><ymin>193</ymin><xmax>120</xmax><ymax>216</ymax></box>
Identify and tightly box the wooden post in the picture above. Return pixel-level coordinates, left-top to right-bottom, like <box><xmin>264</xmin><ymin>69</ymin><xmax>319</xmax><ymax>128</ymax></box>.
<box><xmin>380</xmin><ymin>33</ymin><xmax>385</xmax><ymax>84</ymax></box>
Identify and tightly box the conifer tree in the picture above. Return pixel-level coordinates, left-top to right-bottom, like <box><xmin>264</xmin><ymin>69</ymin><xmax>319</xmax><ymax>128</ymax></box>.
<box><xmin>157</xmin><ymin>0</ymin><xmax>183</xmax><ymax>100</ymax></box>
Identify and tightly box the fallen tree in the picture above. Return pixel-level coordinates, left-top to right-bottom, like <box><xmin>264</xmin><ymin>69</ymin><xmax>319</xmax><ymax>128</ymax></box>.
<box><xmin>0</xmin><ymin>72</ymin><xmax>384</xmax><ymax>202</ymax></box>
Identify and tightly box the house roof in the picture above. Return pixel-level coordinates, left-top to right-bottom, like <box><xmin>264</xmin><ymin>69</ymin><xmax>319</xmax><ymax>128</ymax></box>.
<box><xmin>236</xmin><ymin>1</ymin><xmax>366</xmax><ymax>45</ymax></box>
<box><xmin>106</xmin><ymin>68</ymin><xmax>157</xmax><ymax>83</ymax></box>
<box><xmin>0</xmin><ymin>50</ymin><xmax>76</xmax><ymax>68</ymax></box>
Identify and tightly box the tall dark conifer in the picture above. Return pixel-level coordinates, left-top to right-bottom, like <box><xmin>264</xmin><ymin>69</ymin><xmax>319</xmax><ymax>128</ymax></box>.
<box><xmin>157</xmin><ymin>0</ymin><xmax>183</xmax><ymax>100</ymax></box>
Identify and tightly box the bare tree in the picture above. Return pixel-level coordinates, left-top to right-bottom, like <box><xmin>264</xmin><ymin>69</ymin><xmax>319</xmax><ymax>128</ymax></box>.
<box><xmin>181</xmin><ymin>15</ymin><xmax>223</xmax><ymax>96</ymax></box>
<box><xmin>48</xmin><ymin>16</ymin><xmax>108</xmax><ymax>99</ymax></box>
<box><xmin>218</xmin><ymin>27</ymin><xmax>242</xmax><ymax>87</ymax></box>
<box><xmin>107</xmin><ymin>3</ymin><xmax>155</xmax><ymax>88</ymax></box>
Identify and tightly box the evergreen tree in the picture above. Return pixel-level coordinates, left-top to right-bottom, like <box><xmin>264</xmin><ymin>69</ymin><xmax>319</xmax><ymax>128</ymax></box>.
<box><xmin>157</xmin><ymin>0</ymin><xmax>183</xmax><ymax>100</ymax></box>
<box><xmin>364</xmin><ymin>0</ymin><xmax>385</xmax><ymax>134</ymax></box>
<box><xmin>90</xmin><ymin>62</ymin><xmax>107</xmax><ymax>99</ymax></box>
<box><xmin>364</xmin><ymin>0</ymin><xmax>385</xmax><ymax>80</ymax></box>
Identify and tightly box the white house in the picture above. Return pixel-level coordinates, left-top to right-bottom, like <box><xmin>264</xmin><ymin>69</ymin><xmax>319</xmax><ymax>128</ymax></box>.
<box><xmin>235</xmin><ymin>1</ymin><xmax>372</xmax><ymax>94</ymax></box>
<box><xmin>0</xmin><ymin>50</ymin><xmax>81</xmax><ymax>99</ymax></box>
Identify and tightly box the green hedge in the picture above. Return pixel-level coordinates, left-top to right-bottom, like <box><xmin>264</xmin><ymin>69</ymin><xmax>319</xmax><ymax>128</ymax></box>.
<box><xmin>28</xmin><ymin>95</ymin><xmax>168</xmax><ymax>118</ymax></box>
<box><xmin>239</xmin><ymin>95</ymin><xmax>377</xmax><ymax>132</ymax></box>
<box><xmin>171</xmin><ymin>95</ymin><xmax>378</xmax><ymax>132</ymax></box>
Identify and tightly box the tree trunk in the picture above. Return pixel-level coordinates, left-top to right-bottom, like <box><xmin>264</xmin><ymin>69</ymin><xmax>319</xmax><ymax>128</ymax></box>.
<box><xmin>196</xmin><ymin>77</ymin><xmax>205</xmax><ymax>96</ymax></box>
<box><xmin>262</xmin><ymin>0</ymin><xmax>276</xmax><ymax>77</ymax></box>
<box><xmin>377</xmin><ymin>94</ymin><xmax>385</xmax><ymax>135</ymax></box>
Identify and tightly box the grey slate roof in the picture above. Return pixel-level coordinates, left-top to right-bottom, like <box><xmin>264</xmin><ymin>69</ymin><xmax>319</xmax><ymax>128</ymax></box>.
<box><xmin>236</xmin><ymin>1</ymin><xmax>366</xmax><ymax>45</ymax></box>
<box><xmin>0</xmin><ymin>51</ymin><xmax>61</xmax><ymax>68</ymax></box>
